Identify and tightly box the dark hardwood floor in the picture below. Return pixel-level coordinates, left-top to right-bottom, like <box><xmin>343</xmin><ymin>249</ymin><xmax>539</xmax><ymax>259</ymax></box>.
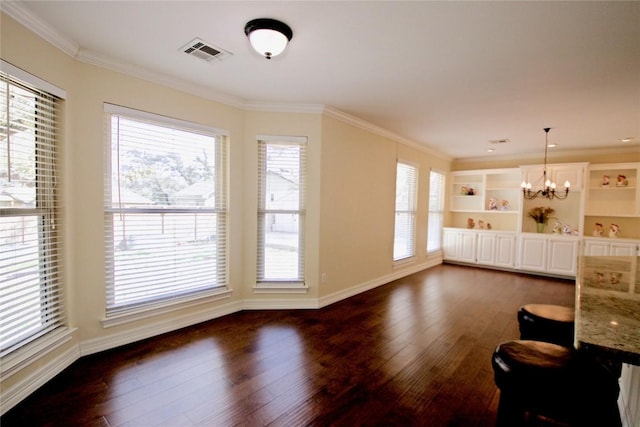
<box><xmin>1</xmin><ymin>264</ymin><xmax>575</xmax><ymax>427</ymax></box>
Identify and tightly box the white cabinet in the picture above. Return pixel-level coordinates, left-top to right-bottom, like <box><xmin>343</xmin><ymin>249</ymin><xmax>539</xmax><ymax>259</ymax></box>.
<box><xmin>518</xmin><ymin>234</ymin><xmax>547</xmax><ymax>273</ymax></box>
<box><xmin>582</xmin><ymin>237</ymin><xmax>639</xmax><ymax>256</ymax></box>
<box><xmin>443</xmin><ymin>228</ymin><xmax>476</xmax><ymax>263</ymax></box>
<box><xmin>477</xmin><ymin>232</ymin><xmax>517</xmax><ymax>268</ymax></box>
<box><xmin>517</xmin><ymin>234</ymin><xmax>580</xmax><ymax>277</ymax></box>
<box><xmin>446</xmin><ymin>163</ymin><xmax>638</xmax><ymax>278</ymax></box>
<box><xmin>547</xmin><ymin>237</ymin><xmax>580</xmax><ymax>276</ymax></box>
<box><xmin>521</xmin><ymin>162</ymin><xmax>587</xmax><ymax>191</ymax></box>
<box><xmin>444</xmin><ymin>228</ymin><xmax>516</xmax><ymax>268</ymax></box>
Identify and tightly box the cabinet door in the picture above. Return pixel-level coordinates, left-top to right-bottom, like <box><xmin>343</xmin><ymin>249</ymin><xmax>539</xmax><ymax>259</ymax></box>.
<box><xmin>547</xmin><ymin>238</ymin><xmax>579</xmax><ymax>276</ymax></box>
<box><xmin>609</xmin><ymin>241</ymin><xmax>639</xmax><ymax>256</ymax></box>
<box><xmin>442</xmin><ymin>229</ymin><xmax>460</xmax><ymax>260</ymax></box>
<box><xmin>552</xmin><ymin>164</ymin><xmax>584</xmax><ymax>190</ymax></box>
<box><xmin>518</xmin><ymin>236</ymin><xmax>547</xmax><ymax>272</ymax></box>
<box><xmin>476</xmin><ymin>234</ymin><xmax>496</xmax><ymax>265</ymax></box>
<box><xmin>494</xmin><ymin>234</ymin><xmax>516</xmax><ymax>268</ymax></box>
<box><xmin>583</xmin><ymin>239</ymin><xmax>610</xmax><ymax>256</ymax></box>
<box><xmin>459</xmin><ymin>232</ymin><xmax>477</xmax><ymax>263</ymax></box>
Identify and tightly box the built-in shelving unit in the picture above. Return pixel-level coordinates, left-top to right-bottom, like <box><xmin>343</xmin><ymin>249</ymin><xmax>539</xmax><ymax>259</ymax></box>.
<box><xmin>449</xmin><ymin>168</ymin><xmax>521</xmax><ymax>231</ymax></box>
<box><xmin>444</xmin><ymin>162</ymin><xmax>640</xmax><ymax>279</ymax></box>
<box><xmin>584</xmin><ymin>163</ymin><xmax>640</xmax><ymax>240</ymax></box>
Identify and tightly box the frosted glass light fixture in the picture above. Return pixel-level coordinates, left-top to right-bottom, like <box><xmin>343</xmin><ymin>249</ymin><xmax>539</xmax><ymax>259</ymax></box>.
<box><xmin>244</xmin><ymin>18</ymin><xmax>293</xmax><ymax>59</ymax></box>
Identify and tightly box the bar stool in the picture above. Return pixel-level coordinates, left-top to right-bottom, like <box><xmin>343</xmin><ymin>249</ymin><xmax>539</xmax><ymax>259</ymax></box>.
<box><xmin>518</xmin><ymin>304</ymin><xmax>575</xmax><ymax>348</ymax></box>
<box><xmin>492</xmin><ymin>340</ymin><xmax>621</xmax><ymax>427</ymax></box>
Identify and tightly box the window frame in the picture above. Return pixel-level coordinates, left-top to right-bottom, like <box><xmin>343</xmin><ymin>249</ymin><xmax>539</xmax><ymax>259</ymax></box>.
<box><xmin>103</xmin><ymin>103</ymin><xmax>230</xmax><ymax>321</ymax></box>
<box><xmin>0</xmin><ymin>60</ymin><xmax>67</xmax><ymax>358</ymax></box>
<box><xmin>427</xmin><ymin>169</ymin><xmax>446</xmax><ymax>254</ymax></box>
<box><xmin>393</xmin><ymin>160</ymin><xmax>419</xmax><ymax>263</ymax></box>
<box><xmin>256</xmin><ymin>135</ymin><xmax>307</xmax><ymax>290</ymax></box>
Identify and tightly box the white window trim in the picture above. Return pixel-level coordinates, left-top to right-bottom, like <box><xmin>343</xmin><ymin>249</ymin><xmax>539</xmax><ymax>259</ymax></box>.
<box><xmin>0</xmin><ymin>327</ymin><xmax>77</xmax><ymax>382</ymax></box>
<box><xmin>427</xmin><ymin>168</ymin><xmax>446</xmax><ymax>255</ymax></box>
<box><xmin>103</xmin><ymin>104</ymin><xmax>229</xmax><ymax>317</ymax></box>
<box><xmin>1</xmin><ymin>65</ymin><xmax>67</xmax><ymax>364</ymax></box>
<box><xmin>255</xmin><ymin>135</ymin><xmax>307</xmax><ymax>291</ymax></box>
<box><xmin>1</xmin><ymin>60</ymin><xmax>67</xmax><ymax>99</ymax></box>
<box><xmin>393</xmin><ymin>160</ymin><xmax>419</xmax><ymax>263</ymax></box>
<box><xmin>101</xmin><ymin>288</ymin><xmax>232</xmax><ymax>328</ymax></box>
<box><xmin>103</xmin><ymin>103</ymin><xmax>229</xmax><ymax>136</ymax></box>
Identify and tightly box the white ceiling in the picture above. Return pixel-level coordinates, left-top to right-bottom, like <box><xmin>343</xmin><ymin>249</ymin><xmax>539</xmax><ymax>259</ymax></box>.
<box><xmin>3</xmin><ymin>1</ymin><xmax>639</xmax><ymax>160</ymax></box>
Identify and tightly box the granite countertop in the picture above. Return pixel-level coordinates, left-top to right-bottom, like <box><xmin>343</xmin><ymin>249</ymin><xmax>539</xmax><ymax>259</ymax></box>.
<box><xmin>575</xmin><ymin>256</ymin><xmax>640</xmax><ymax>366</ymax></box>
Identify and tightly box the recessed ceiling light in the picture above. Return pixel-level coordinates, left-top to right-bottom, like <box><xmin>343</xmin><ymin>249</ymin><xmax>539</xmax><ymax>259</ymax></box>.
<box><xmin>619</xmin><ymin>137</ymin><xmax>634</xmax><ymax>143</ymax></box>
<box><xmin>547</xmin><ymin>143</ymin><xmax>558</xmax><ymax>148</ymax></box>
<box><xmin>487</xmin><ymin>148</ymin><xmax>495</xmax><ymax>152</ymax></box>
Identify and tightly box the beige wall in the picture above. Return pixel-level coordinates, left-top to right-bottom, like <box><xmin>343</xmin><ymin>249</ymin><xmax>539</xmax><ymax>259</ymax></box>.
<box><xmin>319</xmin><ymin>116</ymin><xmax>450</xmax><ymax>299</ymax></box>
<box><xmin>1</xmin><ymin>12</ymin><xmax>450</xmax><ymax>410</ymax></box>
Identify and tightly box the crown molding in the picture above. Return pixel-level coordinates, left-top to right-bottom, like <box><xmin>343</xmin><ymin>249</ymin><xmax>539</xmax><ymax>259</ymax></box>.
<box><xmin>322</xmin><ymin>107</ymin><xmax>452</xmax><ymax>161</ymax></box>
<box><xmin>76</xmin><ymin>49</ymin><xmax>246</xmax><ymax>109</ymax></box>
<box><xmin>243</xmin><ymin>102</ymin><xmax>325</xmax><ymax>114</ymax></box>
<box><xmin>1</xmin><ymin>2</ymin><xmax>79</xmax><ymax>58</ymax></box>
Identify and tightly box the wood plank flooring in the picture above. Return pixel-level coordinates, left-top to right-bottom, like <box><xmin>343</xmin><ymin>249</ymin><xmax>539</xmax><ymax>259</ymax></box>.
<box><xmin>0</xmin><ymin>264</ymin><xmax>575</xmax><ymax>427</ymax></box>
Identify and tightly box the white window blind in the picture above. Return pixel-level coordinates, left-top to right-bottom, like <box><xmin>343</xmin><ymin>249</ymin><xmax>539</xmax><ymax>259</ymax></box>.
<box><xmin>0</xmin><ymin>70</ymin><xmax>64</xmax><ymax>355</ymax></box>
<box><xmin>394</xmin><ymin>161</ymin><xmax>418</xmax><ymax>261</ymax></box>
<box><xmin>257</xmin><ymin>138</ymin><xmax>306</xmax><ymax>284</ymax></box>
<box><xmin>104</xmin><ymin>105</ymin><xmax>228</xmax><ymax>315</ymax></box>
<box><xmin>427</xmin><ymin>170</ymin><xmax>445</xmax><ymax>253</ymax></box>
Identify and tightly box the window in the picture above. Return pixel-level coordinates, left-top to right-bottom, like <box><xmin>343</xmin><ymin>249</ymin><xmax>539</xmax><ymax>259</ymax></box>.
<box><xmin>394</xmin><ymin>161</ymin><xmax>418</xmax><ymax>261</ymax></box>
<box><xmin>427</xmin><ymin>170</ymin><xmax>445</xmax><ymax>253</ymax></box>
<box><xmin>257</xmin><ymin>137</ymin><xmax>306</xmax><ymax>285</ymax></box>
<box><xmin>0</xmin><ymin>68</ymin><xmax>64</xmax><ymax>355</ymax></box>
<box><xmin>104</xmin><ymin>104</ymin><xmax>228</xmax><ymax>316</ymax></box>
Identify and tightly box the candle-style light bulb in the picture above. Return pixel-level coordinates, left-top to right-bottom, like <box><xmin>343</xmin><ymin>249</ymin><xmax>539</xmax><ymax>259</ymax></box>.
<box><xmin>564</xmin><ymin>180</ymin><xmax>571</xmax><ymax>189</ymax></box>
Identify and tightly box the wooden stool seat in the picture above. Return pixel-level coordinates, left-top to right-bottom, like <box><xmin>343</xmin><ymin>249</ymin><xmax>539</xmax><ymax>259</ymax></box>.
<box><xmin>518</xmin><ymin>304</ymin><xmax>575</xmax><ymax>348</ymax></box>
<box><xmin>492</xmin><ymin>340</ymin><xmax>621</xmax><ymax>427</ymax></box>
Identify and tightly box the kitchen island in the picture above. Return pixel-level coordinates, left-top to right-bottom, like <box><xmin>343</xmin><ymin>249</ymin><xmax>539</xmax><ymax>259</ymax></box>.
<box><xmin>575</xmin><ymin>256</ymin><xmax>640</xmax><ymax>427</ymax></box>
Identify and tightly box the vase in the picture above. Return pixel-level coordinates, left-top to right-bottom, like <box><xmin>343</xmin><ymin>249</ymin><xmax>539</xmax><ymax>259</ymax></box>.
<box><xmin>536</xmin><ymin>223</ymin><xmax>545</xmax><ymax>233</ymax></box>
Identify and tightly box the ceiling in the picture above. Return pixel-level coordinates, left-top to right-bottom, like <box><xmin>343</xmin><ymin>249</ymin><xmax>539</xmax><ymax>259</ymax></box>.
<box><xmin>3</xmin><ymin>1</ymin><xmax>639</xmax><ymax>160</ymax></box>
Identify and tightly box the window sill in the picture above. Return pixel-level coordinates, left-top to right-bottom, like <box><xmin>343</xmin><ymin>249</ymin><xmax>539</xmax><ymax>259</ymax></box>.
<box><xmin>102</xmin><ymin>288</ymin><xmax>232</xmax><ymax>328</ymax></box>
<box><xmin>0</xmin><ymin>326</ymin><xmax>77</xmax><ymax>382</ymax></box>
<box><xmin>393</xmin><ymin>256</ymin><xmax>416</xmax><ymax>269</ymax></box>
<box><xmin>253</xmin><ymin>282</ymin><xmax>309</xmax><ymax>294</ymax></box>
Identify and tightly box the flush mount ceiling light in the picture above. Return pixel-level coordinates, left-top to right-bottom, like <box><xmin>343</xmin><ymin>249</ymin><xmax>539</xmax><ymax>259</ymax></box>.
<box><xmin>244</xmin><ymin>18</ymin><xmax>293</xmax><ymax>59</ymax></box>
<box><xmin>521</xmin><ymin>127</ymin><xmax>570</xmax><ymax>200</ymax></box>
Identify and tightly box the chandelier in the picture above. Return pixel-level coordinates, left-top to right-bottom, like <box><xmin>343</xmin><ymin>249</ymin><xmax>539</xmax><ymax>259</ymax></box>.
<box><xmin>521</xmin><ymin>128</ymin><xmax>570</xmax><ymax>200</ymax></box>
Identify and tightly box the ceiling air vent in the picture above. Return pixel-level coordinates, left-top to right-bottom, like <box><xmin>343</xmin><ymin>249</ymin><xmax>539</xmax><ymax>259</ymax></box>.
<box><xmin>489</xmin><ymin>138</ymin><xmax>510</xmax><ymax>145</ymax></box>
<box><xmin>181</xmin><ymin>38</ymin><xmax>231</xmax><ymax>62</ymax></box>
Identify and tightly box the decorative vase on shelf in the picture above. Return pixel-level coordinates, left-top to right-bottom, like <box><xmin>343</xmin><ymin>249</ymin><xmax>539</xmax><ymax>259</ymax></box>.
<box><xmin>536</xmin><ymin>223</ymin><xmax>545</xmax><ymax>233</ymax></box>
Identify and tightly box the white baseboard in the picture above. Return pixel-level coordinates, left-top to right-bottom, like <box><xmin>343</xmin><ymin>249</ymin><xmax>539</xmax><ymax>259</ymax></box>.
<box><xmin>242</xmin><ymin>298</ymin><xmax>320</xmax><ymax>310</ymax></box>
<box><xmin>1</xmin><ymin>344</ymin><xmax>80</xmax><ymax>416</ymax></box>
<box><xmin>318</xmin><ymin>258</ymin><xmax>441</xmax><ymax>308</ymax></box>
<box><xmin>80</xmin><ymin>300</ymin><xmax>244</xmax><ymax>356</ymax></box>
